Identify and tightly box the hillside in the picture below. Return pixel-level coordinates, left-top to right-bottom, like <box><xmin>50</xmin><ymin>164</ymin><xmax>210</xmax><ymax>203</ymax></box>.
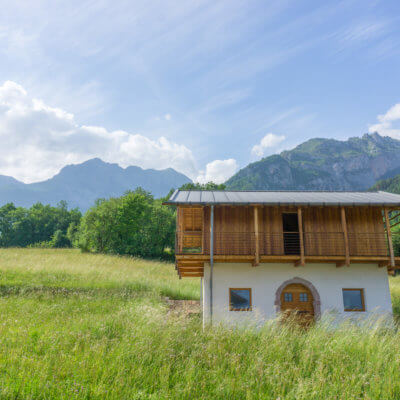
<box><xmin>0</xmin><ymin>248</ymin><xmax>400</xmax><ymax>399</ymax></box>
<box><xmin>226</xmin><ymin>133</ymin><xmax>400</xmax><ymax>190</ymax></box>
<box><xmin>0</xmin><ymin>158</ymin><xmax>191</xmax><ymax>210</ymax></box>
<box><xmin>370</xmin><ymin>173</ymin><xmax>400</xmax><ymax>194</ymax></box>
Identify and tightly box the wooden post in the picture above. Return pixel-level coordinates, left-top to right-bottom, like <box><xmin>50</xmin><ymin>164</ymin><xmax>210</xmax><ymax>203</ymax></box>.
<box><xmin>341</xmin><ymin>207</ymin><xmax>350</xmax><ymax>267</ymax></box>
<box><xmin>253</xmin><ymin>206</ymin><xmax>259</xmax><ymax>266</ymax></box>
<box><xmin>209</xmin><ymin>205</ymin><xmax>214</xmax><ymax>324</ymax></box>
<box><xmin>201</xmin><ymin>206</ymin><xmax>205</xmax><ymax>255</ymax></box>
<box><xmin>297</xmin><ymin>207</ymin><xmax>305</xmax><ymax>266</ymax></box>
<box><xmin>178</xmin><ymin>207</ymin><xmax>183</xmax><ymax>254</ymax></box>
<box><xmin>384</xmin><ymin>207</ymin><xmax>395</xmax><ymax>268</ymax></box>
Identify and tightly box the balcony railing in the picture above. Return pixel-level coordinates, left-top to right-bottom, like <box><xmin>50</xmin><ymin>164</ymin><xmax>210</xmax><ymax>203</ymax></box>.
<box><xmin>176</xmin><ymin>231</ymin><xmax>397</xmax><ymax>257</ymax></box>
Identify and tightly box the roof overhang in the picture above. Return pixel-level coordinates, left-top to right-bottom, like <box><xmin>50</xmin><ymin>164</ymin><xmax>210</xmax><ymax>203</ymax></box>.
<box><xmin>163</xmin><ymin>190</ymin><xmax>400</xmax><ymax>208</ymax></box>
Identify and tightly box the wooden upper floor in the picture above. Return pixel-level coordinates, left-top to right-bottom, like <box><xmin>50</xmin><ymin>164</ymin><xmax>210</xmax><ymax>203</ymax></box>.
<box><xmin>164</xmin><ymin>190</ymin><xmax>400</xmax><ymax>277</ymax></box>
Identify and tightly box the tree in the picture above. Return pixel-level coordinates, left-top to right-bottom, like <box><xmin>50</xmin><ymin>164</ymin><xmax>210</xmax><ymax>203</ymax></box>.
<box><xmin>77</xmin><ymin>188</ymin><xmax>175</xmax><ymax>258</ymax></box>
<box><xmin>0</xmin><ymin>203</ymin><xmax>17</xmax><ymax>246</ymax></box>
<box><xmin>393</xmin><ymin>226</ymin><xmax>400</xmax><ymax>257</ymax></box>
<box><xmin>179</xmin><ymin>182</ymin><xmax>226</xmax><ymax>191</ymax></box>
<box><xmin>0</xmin><ymin>202</ymin><xmax>81</xmax><ymax>248</ymax></box>
<box><xmin>49</xmin><ymin>230</ymin><xmax>70</xmax><ymax>248</ymax></box>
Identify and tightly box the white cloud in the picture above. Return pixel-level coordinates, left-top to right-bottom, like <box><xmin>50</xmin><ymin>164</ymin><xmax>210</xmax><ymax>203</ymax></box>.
<box><xmin>196</xmin><ymin>159</ymin><xmax>238</xmax><ymax>184</ymax></box>
<box><xmin>164</xmin><ymin>113</ymin><xmax>171</xmax><ymax>121</ymax></box>
<box><xmin>251</xmin><ymin>133</ymin><xmax>286</xmax><ymax>157</ymax></box>
<box><xmin>0</xmin><ymin>80</ymin><xmax>198</xmax><ymax>182</ymax></box>
<box><xmin>368</xmin><ymin>103</ymin><xmax>400</xmax><ymax>139</ymax></box>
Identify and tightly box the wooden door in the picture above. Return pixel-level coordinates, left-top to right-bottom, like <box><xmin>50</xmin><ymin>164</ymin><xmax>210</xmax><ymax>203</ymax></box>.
<box><xmin>280</xmin><ymin>283</ymin><xmax>314</xmax><ymax>327</ymax></box>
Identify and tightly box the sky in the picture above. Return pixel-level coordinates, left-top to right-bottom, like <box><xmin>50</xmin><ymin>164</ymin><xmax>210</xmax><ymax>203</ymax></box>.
<box><xmin>0</xmin><ymin>0</ymin><xmax>400</xmax><ymax>184</ymax></box>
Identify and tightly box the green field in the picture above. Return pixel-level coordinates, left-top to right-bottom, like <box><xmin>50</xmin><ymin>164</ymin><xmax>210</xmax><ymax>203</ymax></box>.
<box><xmin>1</xmin><ymin>249</ymin><xmax>400</xmax><ymax>399</ymax></box>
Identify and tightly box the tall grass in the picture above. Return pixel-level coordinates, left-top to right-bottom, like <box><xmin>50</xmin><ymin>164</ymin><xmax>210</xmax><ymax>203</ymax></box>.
<box><xmin>0</xmin><ymin>248</ymin><xmax>400</xmax><ymax>399</ymax></box>
<box><xmin>0</xmin><ymin>248</ymin><xmax>199</xmax><ymax>300</ymax></box>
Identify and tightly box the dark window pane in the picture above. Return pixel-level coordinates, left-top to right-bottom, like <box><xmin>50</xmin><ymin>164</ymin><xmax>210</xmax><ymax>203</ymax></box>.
<box><xmin>284</xmin><ymin>292</ymin><xmax>293</xmax><ymax>302</ymax></box>
<box><xmin>230</xmin><ymin>289</ymin><xmax>251</xmax><ymax>310</ymax></box>
<box><xmin>299</xmin><ymin>293</ymin><xmax>308</xmax><ymax>302</ymax></box>
<box><xmin>343</xmin><ymin>290</ymin><xmax>364</xmax><ymax>311</ymax></box>
<box><xmin>282</xmin><ymin>213</ymin><xmax>299</xmax><ymax>232</ymax></box>
<box><xmin>282</xmin><ymin>214</ymin><xmax>300</xmax><ymax>254</ymax></box>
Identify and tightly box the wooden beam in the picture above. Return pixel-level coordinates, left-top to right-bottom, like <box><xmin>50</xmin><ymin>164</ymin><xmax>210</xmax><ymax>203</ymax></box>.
<box><xmin>179</xmin><ymin>268</ymin><xmax>204</xmax><ymax>272</ymax></box>
<box><xmin>178</xmin><ymin>268</ymin><xmax>203</xmax><ymax>272</ymax></box>
<box><xmin>176</xmin><ymin>254</ymin><xmax>400</xmax><ymax>264</ymax></box>
<box><xmin>253</xmin><ymin>206</ymin><xmax>260</xmax><ymax>266</ymax></box>
<box><xmin>378</xmin><ymin>261</ymin><xmax>388</xmax><ymax>268</ymax></box>
<box><xmin>201</xmin><ymin>206</ymin><xmax>205</xmax><ymax>255</ymax></box>
<box><xmin>336</xmin><ymin>261</ymin><xmax>346</xmax><ymax>268</ymax></box>
<box><xmin>384</xmin><ymin>207</ymin><xmax>395</xmax><ymax>268</ymax></box>
<box><xmin>180</xmin><ymin>273</ymin><xmax>203</xmax><ymax>278</ymax></box>
<box><xmin>294</xmin><ymin>259</ymin><xmax>302</xmax><ymax>267</ymax></box>
<box><xmin>341</xmin><ymin>207</ymin><xmax>350</xmax><ymax>267</ymax></box>
<box><xmin>177</xmin><ymin>261</ymin><xmax>204</xmax><ymax>266</ymax></box>
<box><xmin>297</xmin><ymin>207</ymin><xmax>305</xmax><ymax>266</ymax></box>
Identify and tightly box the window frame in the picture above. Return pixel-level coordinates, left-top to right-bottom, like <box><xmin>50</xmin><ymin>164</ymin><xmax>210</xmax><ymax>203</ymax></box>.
<box><xmin>283</xmin><ymin>292</ymin><xmax>293</xmax><ymax>302</ymax></box>
<box><xmin>342</xmin><ymin>288</ymin><xmax>365</xmax><ymax>312</ymax></box>
<box><xmin>299</xmin><ymin>292</ymin><xmax>308</xmax><ymax>302</ymax></box>
<box><xmin>229</xmin><ymin>288</ymin><xmax>252</xmax><ymax>311</ymax></box>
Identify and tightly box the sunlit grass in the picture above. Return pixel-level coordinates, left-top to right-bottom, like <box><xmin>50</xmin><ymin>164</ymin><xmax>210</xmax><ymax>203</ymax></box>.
<box><xmin>0</xmin><ymin>248</ymin><xmax>399</xmax><ymax>399</ymax></box>
<box><xmin>0</xmin><ymin>248</ymin><xmax>199</xmax><ymax>300</ymax></box>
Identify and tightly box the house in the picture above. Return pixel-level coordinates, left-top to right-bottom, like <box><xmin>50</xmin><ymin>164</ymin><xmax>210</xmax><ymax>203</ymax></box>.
<box><xmin>163</xmin><ymin>190</ymin><xmax>400</xmax><ymax>325</ymax></box>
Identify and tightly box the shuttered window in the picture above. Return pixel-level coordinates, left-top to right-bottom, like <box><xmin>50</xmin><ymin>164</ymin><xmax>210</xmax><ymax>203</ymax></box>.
<box><xmin>182</xmin><ymin>208</ymin><xmax>203</xmax><ymax>253</ymax></box>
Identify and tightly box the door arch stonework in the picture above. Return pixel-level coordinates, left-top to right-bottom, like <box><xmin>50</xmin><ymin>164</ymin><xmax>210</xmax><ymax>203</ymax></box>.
<box><xmin>274</xmin><ymin>277</ymin><xmax>321</xmax><ymax>319</ymax></box>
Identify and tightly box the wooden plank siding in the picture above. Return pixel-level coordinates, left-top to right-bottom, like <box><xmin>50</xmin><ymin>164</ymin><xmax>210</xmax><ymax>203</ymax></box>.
<box><xmin>346</xmin><ymin>207</ymin><xmax>387</xmax><ymax>257</ymax></box>
<box><xmin>303</xmin><ymin>207</ymin><xmax>345</xmax><ymax>256</ymax></box>
<box><xmin>259</xmin><ymin>206</ymin><xmax>284</xmax><ymax>255</ymax></box>
<box><xmin>212</xmin><ymin>206</ymin><xmax>255</xmax><ymax>256</ymax></box>
<box><xmin>177</xmin><ymin>205</ymin><xmax>389</xmax><ymax>258</ymax></box>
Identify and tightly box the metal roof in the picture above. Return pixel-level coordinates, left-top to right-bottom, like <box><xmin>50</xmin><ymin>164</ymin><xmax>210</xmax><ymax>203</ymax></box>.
<box><xmin>164</xmin><ymin>190</ymin><xmax>400</xmax><ymax>207</ymax></box>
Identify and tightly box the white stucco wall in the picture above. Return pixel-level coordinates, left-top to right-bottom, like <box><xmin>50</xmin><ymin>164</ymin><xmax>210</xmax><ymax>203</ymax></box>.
<box><xmin>202</xmin><ymin>262</ymin><xmax>392</xmax><ymax>326</ymax></box>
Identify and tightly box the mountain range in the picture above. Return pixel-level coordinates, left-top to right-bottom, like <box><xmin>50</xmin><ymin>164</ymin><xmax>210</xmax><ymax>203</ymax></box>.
<box><xmin>2</xmin><ymin>133</ymin><xmax>400</xmax><ymax>211</ymax></box>
<box><xmin>226</xmin><ymin>133</ymin><xmax>400</xmax><ymax>191</ymax></box>
<box><xmin>0</xmin><ymin>158</ymin><xmax>191</xmax><ymax>210</ymax></box>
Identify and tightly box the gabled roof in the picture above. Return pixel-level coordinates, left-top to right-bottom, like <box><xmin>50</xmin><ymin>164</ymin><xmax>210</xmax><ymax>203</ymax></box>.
<box><xmin>164</xmin><ymin>190</ymin><xmax>400</xmax><ymax>207</ymax></box>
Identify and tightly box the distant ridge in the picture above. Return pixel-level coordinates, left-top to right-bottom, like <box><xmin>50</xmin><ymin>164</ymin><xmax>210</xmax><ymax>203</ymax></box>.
<box><xmin>370</xmin><ymin>173</ymin><xmax>400</xmax><ymax>194</ymax></box>
<box><xmin>226</xmin><ymin>133</ymin><xmax>400</xmax><ymax>191</ymax></box>
<box><xmin>0</xmin><ymin>158</ymin><xmax>191</xmax><ymax>210</ymax></box>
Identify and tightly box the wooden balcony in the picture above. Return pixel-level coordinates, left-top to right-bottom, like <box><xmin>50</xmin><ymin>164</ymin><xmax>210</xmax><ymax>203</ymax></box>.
<box><xmin>175</xmin><ymin>231</ymin><xmax>400</xmax><ymax>277</ymax></box>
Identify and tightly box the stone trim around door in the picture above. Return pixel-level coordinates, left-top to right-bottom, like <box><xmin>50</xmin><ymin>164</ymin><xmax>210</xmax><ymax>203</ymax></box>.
<box><xmin>274</xmin><ymin>277</ymin><xmax>321</xmax><ymax>319</ymax></box>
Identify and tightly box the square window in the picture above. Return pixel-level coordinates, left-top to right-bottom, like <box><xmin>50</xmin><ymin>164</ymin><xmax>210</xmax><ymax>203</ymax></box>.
<box><xmin>343</xmin><ymin>289</ymin><xmax>365</xmax><ymax>312</ymax></box>
<box><xmin>229</xmin><ymin>288</ymin><xmax>252</xmax><ymax>311</ymax></box>
<box><xmin>284</xmin><ymin>292</ymin><xmax>293</xmax><ymax>302</ymax></box>
<box><xmin>299</xmin><ymin>293</ymin><xmax>308</xmax><ymax>302</ymax></box>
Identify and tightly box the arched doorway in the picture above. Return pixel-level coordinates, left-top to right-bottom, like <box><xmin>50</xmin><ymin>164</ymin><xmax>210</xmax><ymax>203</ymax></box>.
<box><xmin>274</xmin><ymin>277</ymin><xmax>321</xmax><ymax>326</ymax></box>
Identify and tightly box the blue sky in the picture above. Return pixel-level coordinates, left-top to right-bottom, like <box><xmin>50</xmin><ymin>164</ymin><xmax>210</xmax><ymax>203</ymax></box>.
<box><xmin>0</xmin><ymin>0</ymin><xmax>399</xmax><ymax>183</ymax></box>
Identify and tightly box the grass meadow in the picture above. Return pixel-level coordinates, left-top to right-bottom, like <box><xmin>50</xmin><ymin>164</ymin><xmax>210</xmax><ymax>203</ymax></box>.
<box><xmin>0</xmin><ymin>249</ymin><xmax>400</xmax><ymax>399</ymax></box>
